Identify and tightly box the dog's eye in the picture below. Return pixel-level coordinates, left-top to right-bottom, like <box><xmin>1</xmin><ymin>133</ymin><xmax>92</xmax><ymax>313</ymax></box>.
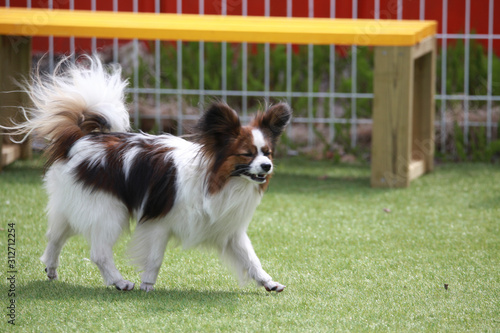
<box><xmin>240</xmin><ymin>152</ymin><xmax>253</xmax><ymax>157</ymax></box>
<box><xmin>263</xmin><ymin>151</ymin><xmax>271</xmax><ymax>156</ymax></box>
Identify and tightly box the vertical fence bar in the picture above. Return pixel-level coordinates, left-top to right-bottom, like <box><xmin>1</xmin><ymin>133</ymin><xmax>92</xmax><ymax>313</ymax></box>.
<box><xmin>133</xmin><ymin>0</ymin><xmax>139</xmax><ymax>127</ymax></box>
<box><xmin>199</xmin><ymin>0</ymin><xmax>205</xmax><ymax>114</ymax></box>
<box><xmin>463</xmin><ymin>0</ymin><xmax>470</xmax><ymax>145</ymax></box>
<box><xmin>91</xmin><ymin>0</ymin><xmax>96</xmax><ymax>54</ymax></box>
<box><xmin>373</xmin><ymin>0</ymin><xmax>379</xmax><ymax>156</ymax></box>
<box><xmin>286</xmin><ymin>0</ymin><xmax>292</xmax><ymax>101</ymax></box>
<box><xmin>350</xmin><ymin>0</ymin><xmax>358</xmax><ymax>148</ymax></box>
<box><xmin>221</xmin><ymin>0</ymin><xmax>227</xmax><ymax>102</ymax></box>
<box><xmin>264</xmin><ymin>0</ymin><xmax>270</xmax><ymax>104</ymax></box>
<box><xmin>285</xmin><ymin>0</ymin><xmax>292</xmax><ymax>144</ymax></box>
<box><xmin>177</xmin><ymin>0</ymin><xmax>183</xmax><ymax>135</ymax></box>
<box><xmin>242</xmin><ymin>0</ymin><xmax>248</xmax><ymax>120</ymax></box>
<box><xmin>48</xmin><ymin>0</ymin><xmax>54</xmax><ymax>73</ymax></box>
<box><xmin>329</xmin><ymin>0</ymin><xmax>336</xmax><ymax>143</ymax></box>
<box><xmin>155</xmin><ymin>0</ymin><xmax>162</xmax><ymax>132</ymax></box>
<box><xmin>486</xmin><ymin>0</ymin><xmax>494</xmax><ymax>142</ymax></box>
<box><xmin>419</xmin><ymin>0</ymin><xmax>425</xmax><ymax>20</ymax></box>
<box><xmin>440</xmin><ymin>0</ymin><xmax>448</xmax><ymax>153</ymax></box>
<box><xmin>397</xmin><ymin>0</ymin><xmax>402</xmax><ymax>20</ymax></box>
<box><xmin>113</xmin><ymin>0</ymin><xmax>119</xmax><ymax>63</ymax></box>
<box><xmin>307</xmin><ymin>0</ymin><xmax>314</xmax><ymax>147</ymax></box>
<box><xmin>70</xmin><ymin>0</ymin><xmax>75</xmax><ymax>61</ymax></box>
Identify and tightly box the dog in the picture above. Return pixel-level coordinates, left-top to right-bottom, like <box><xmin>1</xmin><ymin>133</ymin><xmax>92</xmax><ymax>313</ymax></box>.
<box><xmin>6</xmin><ymin>56</ymin><xmax>291</xmax><ymax>292</ymax></box>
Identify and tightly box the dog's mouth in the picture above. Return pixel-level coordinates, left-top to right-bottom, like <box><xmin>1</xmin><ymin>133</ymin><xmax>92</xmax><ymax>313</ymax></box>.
<box><xmin>241</xmin><ymin>171</ymin><xmax>267</xmax><ymax>184</ymax></box>
<box><xmin>231</xmin><ymin>166</ymin><xmax>268</xmax><ymax>184</ymax></box>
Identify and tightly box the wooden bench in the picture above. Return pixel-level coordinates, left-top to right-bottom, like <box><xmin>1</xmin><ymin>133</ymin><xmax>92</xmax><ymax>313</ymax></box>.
<box><xmin>0</xmin><ymin>8</ymin><xmax>437</xmax><ymax>187</ymax></box>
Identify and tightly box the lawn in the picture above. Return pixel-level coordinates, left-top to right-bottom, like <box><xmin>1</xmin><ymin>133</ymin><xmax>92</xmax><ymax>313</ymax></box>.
<box><xmin>0</xmin><ymin>156</ymin><xmax>499</xmax><ymax>332</ymax></box>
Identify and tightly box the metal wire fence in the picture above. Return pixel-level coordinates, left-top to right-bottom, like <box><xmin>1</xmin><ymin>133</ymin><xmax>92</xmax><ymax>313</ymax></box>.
<box><xmin>3</xmin><ymin>0</ymin><xmax>499</xmax><ymax>157</ymax></box>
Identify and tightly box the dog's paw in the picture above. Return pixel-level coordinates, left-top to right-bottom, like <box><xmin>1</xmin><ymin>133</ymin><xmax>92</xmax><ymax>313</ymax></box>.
<box><xmin>140</xmin><ymin>282</ymin><xmax>155</xmax><ymax>292</ymax></box>
<box><xmin>263</xmin><ymin>281</ymin><xmax>286</xmax><ymax>293</ymax></box>
<box><xmin>115</xmin><ymin>280</ymin><xmax>135</xmax><ymax>291</ymax></box>
<box><xmin>45</xmin><ymin>267</ymin><xmax>58</xmax><ymax>280</ymax></box>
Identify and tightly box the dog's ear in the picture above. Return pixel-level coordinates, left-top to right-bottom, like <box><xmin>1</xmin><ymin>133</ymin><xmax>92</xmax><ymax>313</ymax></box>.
<box><xmin>195</xmin><ymin>102</ymin><xmax>241</xmax><ymax>150</ymax></box>
<box><xmin>253</xmin><ymin>102</ymin><xmax>292</xmax><ymax>144</ymax></box>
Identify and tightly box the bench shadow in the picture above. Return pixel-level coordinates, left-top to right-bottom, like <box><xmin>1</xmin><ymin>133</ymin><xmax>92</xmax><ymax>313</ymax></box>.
<box><xmin>469</xmin><ymin>195</ymin><xmax>500</xmax><ymax>210</ymax></box>
<box><xmin>0</xmin><ymin>161</ymin><xmax>44</xmax><ymax>184</ymax></box>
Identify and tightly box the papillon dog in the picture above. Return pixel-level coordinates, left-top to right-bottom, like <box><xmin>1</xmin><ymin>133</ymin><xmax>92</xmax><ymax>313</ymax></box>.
<box><xmin>7</xmin><ymin>56</ymin><xmax>291</xmax><ymax>292</ymax></box>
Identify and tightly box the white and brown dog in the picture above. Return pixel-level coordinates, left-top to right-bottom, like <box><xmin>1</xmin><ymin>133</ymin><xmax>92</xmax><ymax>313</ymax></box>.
<box><xmin>5</xmin><ymin>56</ymin><xmax>290</xmax><ymax>292</ymax></box>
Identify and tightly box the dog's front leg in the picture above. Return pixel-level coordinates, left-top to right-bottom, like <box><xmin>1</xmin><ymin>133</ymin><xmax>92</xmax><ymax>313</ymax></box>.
<box><xmin>222</xmin><ymin>233</ymin><xmax>285</xmax><ymax>292</ymax></box>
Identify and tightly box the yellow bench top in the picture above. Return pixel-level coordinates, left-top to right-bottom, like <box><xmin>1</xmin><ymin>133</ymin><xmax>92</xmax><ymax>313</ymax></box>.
<box><xmin>0</xmin><ymin>8</ymin><xmax>436</xmax><ymax>46</ymax></box>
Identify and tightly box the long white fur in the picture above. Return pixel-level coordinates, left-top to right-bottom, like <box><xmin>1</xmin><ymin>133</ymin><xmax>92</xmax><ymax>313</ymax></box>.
<box><xmin>0</xmin><ymin>55</ymin><xmax>130</xmax><ymax>142</ymax></box>
<box><xmin>127</xmin><ymin>135</ymin><xmax>270</xmax><ymax>287</ymax></box>
<box><xmin>27</xmin><ymin>56</ymin><xmax>285</xmax><ymax>292</ymax></box>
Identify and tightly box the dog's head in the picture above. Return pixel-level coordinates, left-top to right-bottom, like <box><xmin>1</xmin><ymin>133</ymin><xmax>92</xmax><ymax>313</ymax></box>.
<box><xmin>195</xmin><ymin>102</ymin><xmax>291</xmax><ymax>194</ymax></box>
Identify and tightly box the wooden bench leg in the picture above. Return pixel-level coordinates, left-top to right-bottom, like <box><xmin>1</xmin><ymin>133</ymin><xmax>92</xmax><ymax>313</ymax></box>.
<box><xmin>371</xmin><ymin>37</ymin><xmax>436</xmax><ymax>188</ymax></box>
<box><xmin>0</xmin><ymin>35</ymin><xmax>32</xmax><ymax>171</ymax></box>
<box><xmin>412</xmin><ymin>37</ymin><xmax>436</xmax><ymax>174</ymax></box>
<box><xmin>371</xmin><ymin>45</ymin><xmax>414</xmax><ymax>188</ymax></box>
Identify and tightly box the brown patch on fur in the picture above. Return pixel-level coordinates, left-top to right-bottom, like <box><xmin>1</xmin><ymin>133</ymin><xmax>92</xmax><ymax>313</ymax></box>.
<box><xmin>45</xmin><ymin>125</ymin><xmax>85</xmax><ymax>169</ymax></box>
<box><xmin>234</xmin><ymin>127</ymin><xmax>257</xmax><ymax>156</ymax></box>
<box><xmin>75</xmin><ymin>133</ymin><xmax>178</xmax><ymax>221</ymax></box>
<box><xmin>194</xmin><ymin>102</ymin><xmax>242</xmax><ymax>194</ymax></box>
<box><xmin>44</xmin><ymin>111</ymin><xmax>111</xmax><ymax>169</ymax></box>
<box><xmin>207</xmin><ymin>154</ymin><xmax>238</xmax><ymax>194</ymax></box>
<box><xmin>79</xmin><ymin>111</ymin><xmax>111</xmax><ymax>133</ymax></box>
<box><xmin>208</xmin><ymin>127</ymin><xmax>256</xmax><ymax>194</ymax></box>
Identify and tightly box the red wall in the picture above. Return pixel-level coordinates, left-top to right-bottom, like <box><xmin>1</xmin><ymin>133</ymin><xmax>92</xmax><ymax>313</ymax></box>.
<box><xmin>2</xmin><ymin>0</ymin><xmax>499</xmax><ymax>55</ymax></box>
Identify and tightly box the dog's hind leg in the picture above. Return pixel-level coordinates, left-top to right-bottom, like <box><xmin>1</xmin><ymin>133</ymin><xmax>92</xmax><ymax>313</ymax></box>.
<box><xmin>128</xmin><ymin>221</ymin><xmax>170</xmax><ymax>292</ymax></box>
<box><xmin>40</xmin><ymin>211</ymin><xmax>74</xmax><ymax>280</ymax></box>
<box><xmin>88</xmin><ymin>215</ymin><xmax>135</xmax><ymax>291</ymax></box>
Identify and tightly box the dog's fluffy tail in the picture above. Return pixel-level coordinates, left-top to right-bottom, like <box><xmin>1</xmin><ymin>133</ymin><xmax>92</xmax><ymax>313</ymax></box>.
<box><xmin>2</xmin><ymin>55</ymin><xmax>130</xmax><ymax>166</ymax></box>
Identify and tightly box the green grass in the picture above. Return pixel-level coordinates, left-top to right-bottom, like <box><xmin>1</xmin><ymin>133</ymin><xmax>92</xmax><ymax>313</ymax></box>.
<box><xmin>1</xmin><ymin>157</ymin><xmax>499</xmax><ymax>332</ymax></box>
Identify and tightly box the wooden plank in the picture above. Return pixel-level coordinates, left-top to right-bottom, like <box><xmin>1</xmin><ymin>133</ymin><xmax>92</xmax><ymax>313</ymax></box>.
<box><xmin>412</xmin><ymin>37</ymin><xmax>436</xmax><ymax>173</ymax></box>
<box><xmin>1</xmin><ymin>144</ymin><xmax>21</xmax><ymax>167</ymax></box>
<box><xmin>0</xmin><ymin>124</ymin><xmax>2</xmax><ymax>171</ymax></box>
<box><xmin>408</xmin><ymin>159</ymin><xmax>425</xmax><ymax>182</ymax></box>
<box><xmin>0</xmin><ymin>8</ymin><xmax>437</xmax><ymax>46</ymax></box>
<box><xmin>412</xmin><ymin>36</ymin><xmax>435</xmax><ymax>60</ymax></box>
<box><xmin>0</xmin><ymin>35</ymin><xmax>32</xmax><ymax>171</ymax></box>
<box><xmin>371</xmin><ymin>45</ymin><xmax>414</xmax><ymax>188</ymax></box>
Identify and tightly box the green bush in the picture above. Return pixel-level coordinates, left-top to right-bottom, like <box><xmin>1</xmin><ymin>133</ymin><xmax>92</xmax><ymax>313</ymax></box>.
<box><xmin>437</xmin><ymin>38</ymin><xmax>500</xmax><ymax>102</ymax></box>
<box><xmin>450</xmin><ymin>121</ymin><xmax>500</xmax><ymax>162</ymax></box>
<box><xmin>131</xmin><ymin>42</ymin><xmax>374</xmax><ymax>118</ymax></box>
<box><xmin>129</xmin><ymin>38</ymin><xmax>499</xmax><ymax>162</ymax></box>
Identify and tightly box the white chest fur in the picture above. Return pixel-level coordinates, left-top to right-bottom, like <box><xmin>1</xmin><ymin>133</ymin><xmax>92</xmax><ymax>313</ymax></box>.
<box><xmin>164</xmin><ymin>141</ymin><xmax>264</xmax><ymax>248</ymax></box>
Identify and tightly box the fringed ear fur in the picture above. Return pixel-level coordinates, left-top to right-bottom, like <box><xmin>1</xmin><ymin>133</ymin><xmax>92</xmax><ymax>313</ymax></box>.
<box><xmin>195</xmin><ymin>101</ymin><xmax>292</xmax><ymax>151</ymax></box>
<box><xmin>252</xmin><ymin>102</ymin><xmax>292</xmax><ymax>144</ymax></box>
<box><xmin>195</xmin><ymin>102</ymin><xmax>242</xmax><ymax>151</ymax></box>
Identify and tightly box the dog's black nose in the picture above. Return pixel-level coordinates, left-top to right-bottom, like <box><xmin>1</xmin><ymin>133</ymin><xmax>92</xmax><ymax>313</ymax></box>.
<box><xmin>261</xmin><ymin>163</ymin><xmax>272</xmax><ymax>172</ymax></box>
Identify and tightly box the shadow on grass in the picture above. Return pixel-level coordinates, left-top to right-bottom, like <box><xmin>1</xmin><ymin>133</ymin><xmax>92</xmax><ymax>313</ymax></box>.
<box><xmin>0</xmin><ymin>159</ymin><xmax>44</xmax><ymax>184</ymax></box>
<box><xmin>19</xmin><ymin>280</ymin><xmax>261</xmax><ymax>306</ymax></box>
